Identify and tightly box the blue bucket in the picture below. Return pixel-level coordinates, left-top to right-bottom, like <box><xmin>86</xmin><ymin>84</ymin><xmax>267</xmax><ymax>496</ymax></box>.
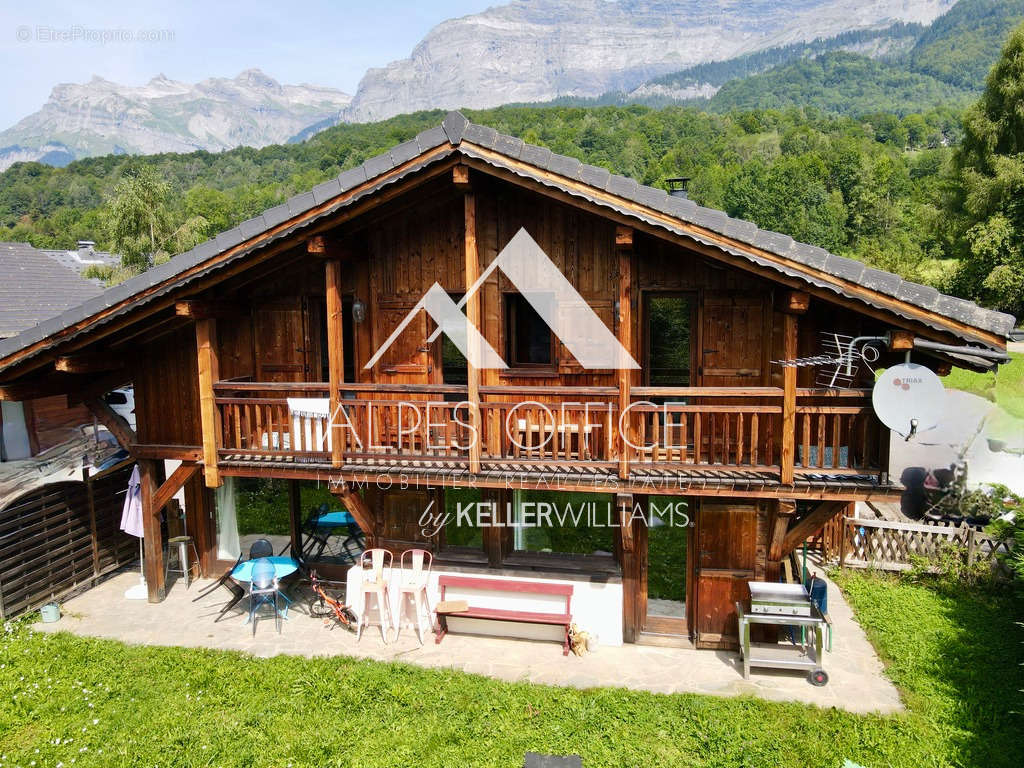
<box><xmin>40</xmin><ymin>603</ymin><xmax>60</xmax><ymax>623</ymax></box>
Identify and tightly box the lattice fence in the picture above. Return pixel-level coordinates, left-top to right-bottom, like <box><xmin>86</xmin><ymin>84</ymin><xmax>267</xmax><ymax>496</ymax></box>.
<box><xmin>838</xmin><ymin>517</ymin><xmax>1013</xmax><ymax>572</ymax></box>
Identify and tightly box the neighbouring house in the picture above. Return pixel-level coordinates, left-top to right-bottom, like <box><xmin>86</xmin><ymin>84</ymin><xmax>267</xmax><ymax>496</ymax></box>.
<box><xmin>0</xmin><ymin>241</ymin><xmax>106</xmax><ymax>462</ymax></box>
<box><xmin>0</xmin><ymin>241</ymin><xmax>137</xmax><ymax>619</ymax></box>
<box><xmin>0</xmin><ymin>113</ymin><xmax>1013</xmax><ymax>647</ymax></box>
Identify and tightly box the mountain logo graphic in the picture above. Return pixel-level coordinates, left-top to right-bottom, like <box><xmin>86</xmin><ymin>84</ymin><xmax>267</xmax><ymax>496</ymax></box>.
<box><xmin>365</xmin><ymin>228</ymin><xmax>640</xmax><ymax>370</ymax></box>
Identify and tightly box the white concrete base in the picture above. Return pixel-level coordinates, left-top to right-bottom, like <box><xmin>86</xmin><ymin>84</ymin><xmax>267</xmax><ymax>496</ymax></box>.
<box><xmin>346</xmin><ymin>565</ymin><xmax>624</xmax><ymax>646</ymax></box>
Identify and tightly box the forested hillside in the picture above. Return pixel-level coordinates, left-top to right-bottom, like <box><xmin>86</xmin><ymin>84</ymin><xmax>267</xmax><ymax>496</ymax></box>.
<box><xmin>704</xmin><ymin>52</ymin><xmax>974</xmax><ymax>115</ymax></box>
<box><xmin>0</xmin><ymin>104</ymin><xmax>959</xmax><ymax>285</ymax></box>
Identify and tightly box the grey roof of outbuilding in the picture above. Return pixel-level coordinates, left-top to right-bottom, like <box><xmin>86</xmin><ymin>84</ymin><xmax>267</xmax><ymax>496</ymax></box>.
<box><xmin>0</xmin><ymin>111</ymin><xmax>1014</xmax><ymax>369</ymax></box>
<box><xmin>0</xmin><ymin>242</ymin><xmax>104</xmax><ymax>339</ymax></box>
<box><xmin>42</xmin><ymin>246</ymin><xmax>120</xmax><ymax>278</ymax></box>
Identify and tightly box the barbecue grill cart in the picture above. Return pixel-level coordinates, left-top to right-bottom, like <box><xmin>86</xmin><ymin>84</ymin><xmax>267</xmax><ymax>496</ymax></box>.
<box><xmin>736</xmin><ymin>582</ymin><xmax>829</xmax><ymax>686</ymax></box>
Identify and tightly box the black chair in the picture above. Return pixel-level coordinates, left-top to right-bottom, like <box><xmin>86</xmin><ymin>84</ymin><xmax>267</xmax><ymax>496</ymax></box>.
<box><xmin>300</xmin><ymin>504</ymin><xmax>334</xmax><ymax>560</ymax></box>
<box><xmin>192</xmin><ymin>553</ymin><xmax>247</xmax><ymax>621</ymax></box>
<box><xmin>248</xmin><ymin>538</ymin><xmax>274</xmax><ymax>559</ymax></box>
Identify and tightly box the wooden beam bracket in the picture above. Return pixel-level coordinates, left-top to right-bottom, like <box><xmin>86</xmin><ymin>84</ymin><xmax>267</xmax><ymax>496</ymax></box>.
<box><xmin>84</xmin><ymin>397</ymin><xmax>137</xmax><ymax>453</ymax></box>
<box><xmin>780</xmin><ymin>501</ymin><xmax>846</xmax><ymax>558</ymax></box>
<box><xmin>175</xmin><ymin>300</ymin><xmax>245</xmax><ymax>320</ymax></box>
<box><xmin>55</xmin><ymin>355</ymin><xmax>124</xmax><ymax>374</ymax></box>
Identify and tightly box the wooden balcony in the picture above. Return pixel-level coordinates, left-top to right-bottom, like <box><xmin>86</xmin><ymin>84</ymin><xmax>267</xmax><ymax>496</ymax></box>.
<box><xmin>211</xmin><ymin>382</ymin><xmax>889</xmax><ymax>492</ymax></box>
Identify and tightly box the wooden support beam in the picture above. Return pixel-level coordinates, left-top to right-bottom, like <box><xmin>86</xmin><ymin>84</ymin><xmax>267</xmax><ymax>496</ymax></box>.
<box><xmin>768</xmin><ymin>499</ymin><xmax>797</xmax><ymax>562</ymax></box>
<box><xmin>54</xmin><ymin>355</ymin><xmax>123</xmax><ymax>374</ymax></box>
<box><xmin>64</xmin><ymin>371</ymin><xmax>133</xmax><ymax>406</ymax></box>
<box><xmin>780</xmin><ymin>313</ymin><xmax>798</xmax><ymax>484</ymax></box>
<box><xmin>0</xmin><ymin>375</ymin><xmax>94</xmax><ymax>401</ymax></box>
<box><xmin>781</xmin><ymin>290</ymin><xmax>810</xmax><ymax>315</ymax></box>
<box><xmin>195</xmin><ymin>318</ymin><xmax>222</xmax><ymax>487</ymax></box>
<box><xmin>780</xmin><ymin>501</ymin><xmax>846</xmax><ymax>558</ymax></box>
<box><xmin>453</xmin><ymin>164</ymin><xmax>471</xmax><ymax>189</ymax></box>
<box><xmin>175</xmin><ymin>300</ymin><xmax>243</xmax><ymax>320</ymax></box>
<box><xmin>152</xmin><ymin>461</ymin><xmax>199</xmax><ymax>515</ymax></box>
<box><xmin>325</xmin><ymin>259</ymin><xmax>345</xmax><ymax>468</ymax></box>
<box><xmin>888</xmin><ymin>329</ymin><xmax>915</xmax><ymax>351</ymax></box>
<box><xmin>129</xmin><ymin>444</ymin><xmax>203</xmax><ymax>461</ymax></box>
<box><xmin>617</xmin><ymin>492</ymin><xmax>634</xmax><ymax>553</ymax></box>
<box><xmin>138</xmin><ymin>459</ymin><xmax>165</xmax><ymax>603</ymax></box>
<box><xmin>288</xmin><ymin>480</ymin><xmax>302</xmax><ymax>556</ymax></box>
<box><xmin>464</xmin><ymin>190</ymin><xmax>482</xmax><ymax>475</ymax></box>
<box><xmin>307</xmin><ymin>235</ymin><xmax>327</xmax><ymax>254</ymax></box>
<box><xmin>616</xmin><ymin>230</ymin><xmax>634</xmax><ymax>480</ymax></box>
<box><xmin>84</xmin><ymin>396</ymin><xmax>136</xmax><ymax>453</ymax></box>
<box><xmin>306</xmin><ymin>233</ymin><xmax>354</xmax><ymax>260</ymax></box>
<box><xmin>333</xmin><ymin>482</ymin><xmax>375</xmax><ymax>544</ymax></box>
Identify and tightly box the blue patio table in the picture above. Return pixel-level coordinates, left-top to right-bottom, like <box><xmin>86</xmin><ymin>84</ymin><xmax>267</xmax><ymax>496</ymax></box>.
<box><xmin>312</xmin><ymin>510</ymin><xmax>355</xmax><ymax>529</ymax></box>
<box><xmin>232</xmin><ymin>556</ymin><xmax>298</xmax><ymax>583</ymax></box>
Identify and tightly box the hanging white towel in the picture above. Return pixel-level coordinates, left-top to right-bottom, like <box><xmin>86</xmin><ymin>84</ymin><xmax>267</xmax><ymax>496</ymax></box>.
<box><xmin>119</xmin><ymin>464</ymin><xmax>144</xmax><ymax>538</ymax></box>
<box><xmin>286</xmin><ymin>398</ymin><xmax>330</xmax><ymax>419</ymax></box>
<box><xmin>287</xmin><ymin>397</ymin><xmax>332</xmax><ymax>451</ymax></box>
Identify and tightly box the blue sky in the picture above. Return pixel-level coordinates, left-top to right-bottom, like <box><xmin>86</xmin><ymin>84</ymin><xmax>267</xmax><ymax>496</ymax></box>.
<box><xmin>0</xmin><ymin>0</ymin><xmax>496</xmax><ymax>126</ymax></box>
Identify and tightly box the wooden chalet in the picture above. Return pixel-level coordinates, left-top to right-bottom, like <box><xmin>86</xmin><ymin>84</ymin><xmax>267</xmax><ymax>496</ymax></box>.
<box><xmin>0</xmin><ymin>112</ymin><xmax>1013</xmax><ymax>648</ymax></box>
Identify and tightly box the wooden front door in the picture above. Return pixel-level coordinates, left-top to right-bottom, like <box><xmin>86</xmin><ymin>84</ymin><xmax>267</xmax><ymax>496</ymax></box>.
<box><xmin>699</xmin><ymin>294</ymin><xmax>769</xmax><ymax>387</ymax></box>
<box><xmin>694</xmin><ymin>500</ymin><xmax>758</xmax><ymax>649</ymax></box>
<box><xmin>253</xmin><ymin>298</ymin><xmax>319</xmax><ymax>382</ymax></box>
<box><xmin>365</xmin><ymin>486</ymin><xmax>440</xmax><ymax>552</ymax></box>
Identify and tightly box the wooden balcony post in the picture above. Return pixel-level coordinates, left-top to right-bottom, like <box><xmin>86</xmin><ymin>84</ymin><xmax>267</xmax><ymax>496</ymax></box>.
<box><xmin>138</xmin><ymin>458</ymin><xmax>165</xmax><ymax>602</ymax></box>
<box><xmin>460</xmin><ymin>168</ymin><xmax>482</xmax><ymax>474</ymax></box>
<box><xmin>195</xmin><ymin>318</ymin><xmax>221</xmax><ymax>488</ymax></box>
<box><xmin>616</xmin><ymin>226</ymin><xmax>634</xmax><ymax>480</ymax></box>
<box><xmin>779</xmin><ymin>291</ymin><xmax>807</xmax><ymax>485</ymax></box>
<box><xmin>325</xmin><ymin>258</ymin><xmax>345</xmax><ymax>468</ymax></box>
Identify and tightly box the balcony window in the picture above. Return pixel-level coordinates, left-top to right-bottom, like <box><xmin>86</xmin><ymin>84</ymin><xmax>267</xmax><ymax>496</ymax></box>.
<box><xmin>505</xmin><ymin>293</ymin><xmax>553</xmax><ymax>368</ymax></box>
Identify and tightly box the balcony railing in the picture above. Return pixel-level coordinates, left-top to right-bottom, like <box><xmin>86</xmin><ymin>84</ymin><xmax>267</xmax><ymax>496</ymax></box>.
<box><xmin>212</xmin><ymin>381</ymin><xmax>887</xmax><ymax>480</ymax></box>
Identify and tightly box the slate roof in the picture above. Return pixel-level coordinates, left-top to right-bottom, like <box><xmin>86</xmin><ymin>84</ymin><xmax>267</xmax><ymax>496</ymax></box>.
<box><xmin>0</xmin><ymin>112</ymin><xmax>1014</xmax><ymax>369</ymax></box>
<box><xmin>42</xmin><ymin>245</ymin><xmax>119</xmax><ymax>278</ymax></box>
<box><xmin>0</xmin><ymin>242</ymin><xmax>104</xmax><ymax>339</ymax></box>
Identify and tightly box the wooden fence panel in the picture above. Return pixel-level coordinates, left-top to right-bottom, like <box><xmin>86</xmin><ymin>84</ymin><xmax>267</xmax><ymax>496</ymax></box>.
<box><xmin>0</xmin><ymin>462</ymin><xmax>135</xmax><ymax>618</ymax></box>
<box><xmin>838</xmin><ymin>517</ymin><xmax>1012</xmax><ymax>572</ymax></box>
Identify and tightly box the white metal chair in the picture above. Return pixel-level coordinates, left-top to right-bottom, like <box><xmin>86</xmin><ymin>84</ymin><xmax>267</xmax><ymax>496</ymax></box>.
<box><xmin>356</xmin><ymin>548</ymin><xmax>394</xmax><ymax>643</ymax></box>
<box><xmin>395</xmin><ymin>548</ymin><xmax>433</xmax><ymax>644</ymax></box>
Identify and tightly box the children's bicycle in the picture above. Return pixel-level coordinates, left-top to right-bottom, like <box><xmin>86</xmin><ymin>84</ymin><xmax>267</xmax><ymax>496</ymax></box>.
<box><xmin>309</xmin><ymin>571</ymin><xmax>357</xmax><ymax>630</ymax></box>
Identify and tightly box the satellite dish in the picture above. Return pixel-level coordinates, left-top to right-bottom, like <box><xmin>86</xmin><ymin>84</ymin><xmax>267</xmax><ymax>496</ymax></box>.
<box><xmin>872</xmin><ymin>363</ymin><xmax>946</xmax><ymax>440</ymax></box>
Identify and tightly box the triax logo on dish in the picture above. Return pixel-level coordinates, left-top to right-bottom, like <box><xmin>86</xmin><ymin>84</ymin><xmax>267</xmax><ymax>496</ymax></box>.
<box><xmin>891</xmin><ymin>377</ymin><xmax>923</xmax><ymax>391</ymax></box>
<box><xmin>364</xmin><ymin>228</ymin><xmax>640</xmax><ymax>371</ymax></box>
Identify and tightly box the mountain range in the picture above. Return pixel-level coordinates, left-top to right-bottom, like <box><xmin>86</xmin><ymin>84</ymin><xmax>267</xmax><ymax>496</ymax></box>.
<box><xmin>2</xmin><ymin>0</ymin><xmax>1021</xmax><ymax>171</ymax></box>
<box><xmin>0</xmin><ymin>70</ymin><xmax>351</xmax><ymax>171</ymax></box>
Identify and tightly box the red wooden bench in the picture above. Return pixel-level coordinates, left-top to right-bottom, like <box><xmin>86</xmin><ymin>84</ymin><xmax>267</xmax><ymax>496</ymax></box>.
<box><xmin>434</xmin><ymin>575</ymin><xmax>574</xmax><ymax>655</ymax></box>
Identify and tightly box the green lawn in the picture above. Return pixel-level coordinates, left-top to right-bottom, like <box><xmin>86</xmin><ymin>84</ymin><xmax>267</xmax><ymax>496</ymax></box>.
<box><xmin>944</xmin><ymin>352</ymin><xmax>1024</xmax><ymax>420</ymax></box>
<box><xmin>1</xmin><ymin>572</ymin><xmax>1020</xmax><ymax>767</ymax></box>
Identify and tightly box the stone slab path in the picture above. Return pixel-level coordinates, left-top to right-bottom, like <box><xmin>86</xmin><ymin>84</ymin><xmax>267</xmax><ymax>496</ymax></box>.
<box><xmin>37</xmin><ymin>565</ymin><xmax>903</xmax><ymax>714</ymax></box>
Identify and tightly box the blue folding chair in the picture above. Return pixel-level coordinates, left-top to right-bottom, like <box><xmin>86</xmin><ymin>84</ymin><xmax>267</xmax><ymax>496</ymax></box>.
<box><xmin>248</xmin><ymin>558</ymin><xmax>283</xmax><ymax>635</ymax></box>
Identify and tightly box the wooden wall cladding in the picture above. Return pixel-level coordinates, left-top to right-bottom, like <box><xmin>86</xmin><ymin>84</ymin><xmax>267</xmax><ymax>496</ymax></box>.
<box><xmin>21</xmin><ymin>395</ymin><xmax>91</xmax><ymax>454</ymax></box>
<box><xmin>0</xmin><ymin>462</ymin><xmax>136</xmax><ymax>618</ymax></box>
<box><xmin>134</xmin><ymin>326</ymin><xmax>201</xmax><ymax>445</ymax></box>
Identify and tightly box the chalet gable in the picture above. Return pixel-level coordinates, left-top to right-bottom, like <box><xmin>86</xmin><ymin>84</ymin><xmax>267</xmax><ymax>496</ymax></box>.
<box><xmin>0</xmin><ymin>111</ymin><xmax>1013</xmax><ymax>379</ymax></box>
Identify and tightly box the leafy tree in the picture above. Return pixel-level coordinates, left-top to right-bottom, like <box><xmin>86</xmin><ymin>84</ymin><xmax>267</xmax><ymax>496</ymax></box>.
<box><xmin>103</xmin><ymin>164</ymin><xmax>173</xmax><ymax>270</ymax></box>
<box><xmin>945</xmin><ymin>22</ymin><xmax>1024</xmax><ymax>316</ymax></box>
